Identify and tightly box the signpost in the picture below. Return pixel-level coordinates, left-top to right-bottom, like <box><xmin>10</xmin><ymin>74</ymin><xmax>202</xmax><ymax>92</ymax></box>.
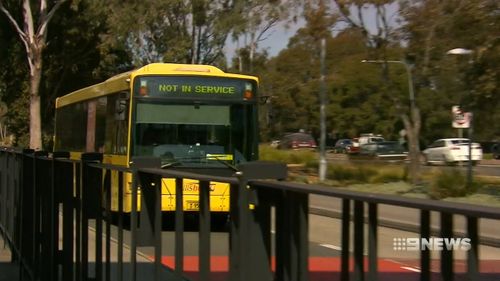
<box><xmin>451</xmin><ymin>105</ymin><xmax>474</xmax><ymax>188</ymax></box>
<box><xmin>452</xmin><ymin>105</ymin><xmax>471</xmax><ymax>129</ymax></box>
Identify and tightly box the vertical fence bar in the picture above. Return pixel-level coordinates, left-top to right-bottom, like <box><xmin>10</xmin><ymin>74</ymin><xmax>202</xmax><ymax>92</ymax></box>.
<box><xmin>368</xmin><ymin>203</ymin><xmax>378</xmax><ymax>281</ymax></box>
<box><xmin>353</xmin><ymin>200</ymin><xmax>364</xmax><ymax>281</ymax></box>
<box><xmin>199</xmin><ymin>180</ymin><xmax>211</xmax><ymax>281</ymax></box>
<box><xmin>441</xmin><ymin>212</ymin><xmax>453</xmax><ymax>281</ymax></box>
<box><xmin>130</xmin><ymin>168</ymin><xmax>139</xmax><ymax>281</ymax></box>
<box><xmin>237</xmin><ymin>176</ymin><xmax>250</xmax><ymax>281</ymax></box>
<box><xmin>420</xmin><ymin>210</ymin><xmax>430</xmax><ymax>281</ymax></box>
<box><xmin>80</xmin><ymin>153</ymin><xmax>103</xmax><ymax>281</ymax></box>
<box><xmin>153</xmin><ymin>174</ymin><xmax>162</xmax><ymax>281</ymax></box>
<box><xmin>229</xmin><ymin>183</ymin><xmax>240</xmax><ymax>281</ymax></box>
<box><xmin>249</xmin><ymin>187</ymin><xmax>274</xmax><ymax>281</ymax></box>
<box><xmin>33</xmin><ymin>151</ymin><xmax>48</xmax><ymax>280</ymax></box>
<box><xmin>104</xmin><ymin>170</ymin><xmax>111</xmax><ymax>281</ymax></box>
<box><xmin>41</xmin><ymin>154</ymin><xmax>56</xmax><ymax>281</ymax></box>
<box><xmin>275</xmin><ymin>190</ymin><xmax>309</xmax><ymax>281</ymax></box>
<box><xmin>51</xmin><ymin>152</ymin><xmax>70</xmax><ymax>281</ymax></box>
<box><xmin>94</xmin><ymin>167</ymin><xmax>103</xmax><ymax>281</ymax></box>
<box><xmin>60</xmin><ymin>158</ymin><xmax>75</xmax><ymax>281</ymax></box>
<box><xmin>341</xmin><ymin>199</ymin><xmax>351</xmax><ymax>281</ymax></box>
<box><xmin>75</xmin><ymin>161</ymin><xmax>82</xmax><ymax>281</ymax></box>
<box><xmin>117</xmin><ymin>171</ymin><xmax>124</xmax><ymax>281</ymax></box>
<box><xmin>296</xmin><ymin>192</ymin><xmax>309</xmax><ymax>281</ymax></box>
<box><xmin>467</xmin><ymin>216</ymin><xmax>478</xmax><ymax>281</ymax></box>
<box><xmin>20</xmin><ymin>149</ymin><xmax>35</xmax><ymax>281</ymax></box>
<box><xmin>175</xmin><ymin>178</ymin><xmax>184</xmax><ymax>275</ymax></box>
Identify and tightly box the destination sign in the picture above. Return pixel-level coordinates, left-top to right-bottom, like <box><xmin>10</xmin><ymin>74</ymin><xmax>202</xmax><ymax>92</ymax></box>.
<box><xmin>134</xmin><ymin>76</ymin><xmax>254</xmax><ymax>99</ymax></box>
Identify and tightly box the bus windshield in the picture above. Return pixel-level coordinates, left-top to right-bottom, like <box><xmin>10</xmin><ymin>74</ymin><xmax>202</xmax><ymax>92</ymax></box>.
<box><xmin>132</xmin><ymin>101</ymin><xmax>254</xmax><ymax>168</ymax></box>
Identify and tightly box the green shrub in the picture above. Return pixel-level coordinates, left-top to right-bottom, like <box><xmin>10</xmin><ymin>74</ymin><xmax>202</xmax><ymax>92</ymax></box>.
<box><xmin>371</xmin><ymin>171</ymin><xmax>405</xmax><ymax>183</ymax></box>
<box><xmin>259</xmin><ymin>144</ymin><xmax>317</xmax><ymax>165</ymax></box>
<box><xmin>429</xmin><ymin>169</ymin><xmax>479</xmax><ymax>199</ymax></box>
<box><xmin>327</xmin><ymin>164</ymin><xmax>377</xmax><ymax>183</ymax></box>
<box><xmin>369</xmin><ymin>165</ymin><xmax>406</xmax><ymax>183</ymax></box>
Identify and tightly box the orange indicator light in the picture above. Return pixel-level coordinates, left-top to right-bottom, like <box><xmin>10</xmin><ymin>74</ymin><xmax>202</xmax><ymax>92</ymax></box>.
<box><xmin>244</xmin><ymin>90</ymin><xmax>253</xmax><ymax>100</ymax></box>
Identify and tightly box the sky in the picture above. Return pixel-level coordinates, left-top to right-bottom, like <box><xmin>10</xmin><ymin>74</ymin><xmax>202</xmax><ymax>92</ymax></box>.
<box><xmin>225</xmin><ymin>2</ymin><xmax>400</xmax><ymax>63</ymax></box>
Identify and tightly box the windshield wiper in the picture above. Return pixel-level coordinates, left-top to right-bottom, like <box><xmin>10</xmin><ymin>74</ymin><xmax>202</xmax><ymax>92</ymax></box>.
<box><xmin>210</xmin><ymin>156</ymin><xmax>239</xmax><ymax>172</ymax></box>
<box><xmin>161</xmin><ymin>161</ymin><xmax>182</xmax><ymax>169</ymax></box>
<box><xmin>162</xmin><ymin>156</ymin><xmax>239</xmax><ymax>171</ymax></box>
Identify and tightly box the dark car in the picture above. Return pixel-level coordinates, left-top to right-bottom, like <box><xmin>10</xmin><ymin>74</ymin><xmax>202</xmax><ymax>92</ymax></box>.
<box><xmin>278</xmin><ymin>133</ymin><xmax>317</xmax><ymax>150</ymax></box>
<box><xmin>332</xmin><ymin>139</ymin><xmax>353</xmax><ymax>153</ymax></box>
<box><xmin>492</xmin><ymin>142</ymin><xmax>500</xmax><ymax>160</ymax></box>
<box><xmin>350</xmin><ymin>141</ymin><xmax>407</xmax><ymax>162</ymax></box>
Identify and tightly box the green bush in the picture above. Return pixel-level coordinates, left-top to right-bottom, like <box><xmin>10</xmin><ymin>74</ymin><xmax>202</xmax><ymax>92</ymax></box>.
<box><xmin>259</xmin><ymin>144</ymin><xmax>317</xmax><ymax>165</ymax></box>
<box><xmin>370</xmin><ymin>165</ymin><xmax>407</xmax><ymax>183</ymax></box>
<box><xmin>327</xmin><ymin>164</ymin><xmax>377</xmax><ymax>183</ymax></box>
<box><xmin>429</xmin><ymin>169</ymin><xmax>479</xmax><ymax>199</ymax></box>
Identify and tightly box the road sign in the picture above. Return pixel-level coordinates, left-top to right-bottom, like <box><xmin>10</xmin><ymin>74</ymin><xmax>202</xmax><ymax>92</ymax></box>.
<box><xmin>452</xmin><ymin>105</ymin><xmax>471</xmax><ymax>128</ymax></box>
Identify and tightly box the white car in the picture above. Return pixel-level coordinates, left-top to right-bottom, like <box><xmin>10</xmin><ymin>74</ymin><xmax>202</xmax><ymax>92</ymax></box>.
<box><xmin>422</xmin><ymin>138</ymin><xmax>482</xmax><ymax>165</ymax></box>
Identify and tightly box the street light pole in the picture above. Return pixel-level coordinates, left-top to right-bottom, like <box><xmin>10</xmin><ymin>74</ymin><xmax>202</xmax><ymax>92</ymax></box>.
<box><xmin>361</xmin><ymin>60</ymin><xmax>415</xmax><ymax>113</ymax></box>
<box><xmin>446</xmin><ymin>48</ymin><xmax>474</xmax><ymax>188</ymax></box>
<box><xmin>319</xmin><ymin>38</ymin><xmax>327</xmax><ymax>182</ymax></box>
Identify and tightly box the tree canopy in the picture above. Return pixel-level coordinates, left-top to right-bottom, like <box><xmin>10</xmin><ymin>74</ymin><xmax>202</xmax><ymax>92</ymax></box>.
<box><xmin>0</xmin><ymin>0</ymin><xmax>498</xmax><ymax>149</ymax></box>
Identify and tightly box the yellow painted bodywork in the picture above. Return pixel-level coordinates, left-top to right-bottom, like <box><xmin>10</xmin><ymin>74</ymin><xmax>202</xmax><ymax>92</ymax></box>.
<box><xmin>56</xmin><ymin>63</ymin><xmax>255</xmax><ymax>214</ymax></box>
<box><xmin>159</xmin><ymin>179</ymin><xmax>230</xmax><ymax>212</ymax></box>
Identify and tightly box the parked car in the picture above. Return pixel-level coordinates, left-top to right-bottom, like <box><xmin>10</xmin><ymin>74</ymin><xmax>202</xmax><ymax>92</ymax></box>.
<box><xmin>358</xmin><ymin>133</ymin><xmax>385</xmax><ymax>146</ymax></box>
<box><xmin>332</xmin><ymin>139</ymin><xmax>353</xmax><ymax>153</ymax></box>
<box><xmin>492</xmin><ymin>142</ymin><xmax>500</xmax><ymax>160</ymax></box>
<box><xmin>350</xmin><ymin>141</ymin><xmax>407</xmax><ymax>162</ymax></box>
<box><xmin>270</xmin><ymin>140</ymin><xmax>281</xmax><ymax>148</ymax></box>
<box><xmin>349</xmin><ymin>137</ymin><xmax>360</xmax><ymax>154</ymax></box>
<box><xmin>422</xmin><ymin>138</ymin><xmax>482</xmax><ymax>165</ymax></box>
<box><xmin>278</xmin><ymin>132</ymin><xmax>317</xmax><ymax>150</ymax></box>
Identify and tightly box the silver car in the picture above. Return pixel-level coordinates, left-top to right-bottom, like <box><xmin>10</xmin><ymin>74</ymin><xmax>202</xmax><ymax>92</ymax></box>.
<box><xmin>422</xmin><ymin>138</ymin><xmax>482</xmax><ymax>165</ymax></box>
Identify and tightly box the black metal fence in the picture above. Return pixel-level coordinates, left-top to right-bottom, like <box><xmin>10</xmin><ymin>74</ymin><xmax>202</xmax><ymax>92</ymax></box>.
<box><xmin>0</xmin><ymin>148</ymin><xmax>499</xmax><ymax>281</ymax></box>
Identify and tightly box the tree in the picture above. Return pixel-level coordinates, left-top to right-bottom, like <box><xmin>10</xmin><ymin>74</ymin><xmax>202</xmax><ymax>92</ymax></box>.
<box><xmin>333</xmin><ymin>0</ymin><xmax>423</xmax><ymax>185</ymax></box>
<box><xmin>257</xmin><ymin>0</ymin><xmax>338</xmax><ymax>138</ymax></box>
<box><xmin>0</xmin><ymin>0</ymin><xmax>67</xmax><ymax>150</ymax></box>
<box><xmin>99</xmin><ymin>0</ymin><xmax>241</xmax><ymax>67</ymax></box>
<box><xmin>231</xmin><ymin>0</ymin><xmax>297</xmax><ymax>73</ymax></box>
<box><xmin>399</xmin><ymin>0</ymin><xmax>500</xmax><ymax>142</ymax></box>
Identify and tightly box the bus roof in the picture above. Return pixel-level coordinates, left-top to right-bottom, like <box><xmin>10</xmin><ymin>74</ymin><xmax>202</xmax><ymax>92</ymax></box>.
<box><xmin>56</xmin><ymin>63</ymin><xmax>259</xmax><ymax>108</ymax></box>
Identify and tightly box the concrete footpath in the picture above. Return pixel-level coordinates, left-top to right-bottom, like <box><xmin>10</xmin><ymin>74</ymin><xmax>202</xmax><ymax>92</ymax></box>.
<box><xmin>0</xmin><ymin>232</ymin><xmax>184</xmax><ymax>281</ymax></box>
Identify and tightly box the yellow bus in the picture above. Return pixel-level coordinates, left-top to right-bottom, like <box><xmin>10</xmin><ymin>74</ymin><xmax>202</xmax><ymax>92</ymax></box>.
<box><xmin>54</xmin><ymin>63</ymin><xmax>259</xmax><ymax>218</ymax></box>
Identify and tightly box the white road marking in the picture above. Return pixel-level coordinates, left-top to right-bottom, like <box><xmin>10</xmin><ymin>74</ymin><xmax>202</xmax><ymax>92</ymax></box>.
<box><xmin>320</xmin><ymin>243</ymin><xmax>342</xmax><ymax>251</ymax></box>
<box><xmin>401</xmin><ymin>266</ymin><xmax>421</xmax><ymax>272</ymax></box>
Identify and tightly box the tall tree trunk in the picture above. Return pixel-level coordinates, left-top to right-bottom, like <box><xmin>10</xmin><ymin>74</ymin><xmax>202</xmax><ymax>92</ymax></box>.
<box><xmin>402</xmin><ymin>107</ymin><xmax>421</xmax><ymax>185</ymax></box>
<box><xmin>0</xmin><ymin>0</ymin><xmax>66</xmax><ymax>150</ymax></box>
<box><xmin>29</xmin><ymin>50</ymin><xmax>43</xmax><ymax>150</ymax></box>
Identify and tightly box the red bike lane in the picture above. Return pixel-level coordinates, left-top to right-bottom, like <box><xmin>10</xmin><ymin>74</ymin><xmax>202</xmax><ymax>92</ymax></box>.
<box><xmin>157</xmin><ymin>256</ymin><xmax>500</xmax><ymax>281</ymax></box>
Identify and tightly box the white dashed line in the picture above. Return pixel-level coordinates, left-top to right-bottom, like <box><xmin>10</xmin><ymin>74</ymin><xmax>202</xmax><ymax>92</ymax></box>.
<box><xmin>401</xmin><ymin>266</ymin><xmax>421</xmax><ymax>272</ymax></box>
<box><xmin>320</xmin><ymin>243</ymin><xmax>342</xmax><ymax>251</ymax></box>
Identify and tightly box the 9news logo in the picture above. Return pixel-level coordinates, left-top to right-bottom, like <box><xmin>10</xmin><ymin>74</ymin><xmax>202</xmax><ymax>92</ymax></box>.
<box><xmin>393</xmin><ymin>237</ymin><xmax>471</xmax><ymax>251</ymax></box>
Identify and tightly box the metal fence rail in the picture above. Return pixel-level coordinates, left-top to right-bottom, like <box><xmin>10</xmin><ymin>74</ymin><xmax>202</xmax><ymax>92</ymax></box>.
<box><xmin>1</xmin><ymin>148</ymin><xmax>499</xmax><ymax>281</ymax></box>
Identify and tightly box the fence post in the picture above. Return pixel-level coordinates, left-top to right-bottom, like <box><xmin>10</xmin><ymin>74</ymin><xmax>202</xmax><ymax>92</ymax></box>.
<box><xmin>33</xmin><ymin>150</ymin><xmax>48</xmax><ymax>280</ymax></box>
<box><xmin>129</xmin><ymin>156</ymin><xmax>161</xmax><ymax>281</ymax></box>
<box><xmin>231</xmin><ymin>161</ymin><xmax>287</xmax><ymax>281</ymax></box>
<box><xmin>52</xmin><ymin>152</ymin><xmax>75</xmax><ymax>281</ymax></box>
<box><xmin>80</xmin><ymin>153</ymin><xmax>103</xmax><ymax>281</ymax></box>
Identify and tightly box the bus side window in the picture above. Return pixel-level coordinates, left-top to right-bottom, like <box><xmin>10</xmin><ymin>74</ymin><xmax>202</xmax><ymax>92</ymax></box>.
<box><xmin>104</xmin><ymin>92</ymin><xmax>129</xmax><ymax>155</ymax></box>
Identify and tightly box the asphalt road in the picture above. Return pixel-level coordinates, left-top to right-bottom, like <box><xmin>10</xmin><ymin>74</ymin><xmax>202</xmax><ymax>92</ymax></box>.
<box><xmin>105</xmin><ymin>214</ymin><xmax>500</xmax><ymax>280</ymax></box>
<box><xmin>310</xmin><ymin>195</ymin><xmax>500</xmax><ymax>246</ymax></box>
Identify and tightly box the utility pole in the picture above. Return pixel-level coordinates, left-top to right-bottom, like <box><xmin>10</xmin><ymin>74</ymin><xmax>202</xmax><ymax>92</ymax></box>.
<box><xmin>319</xmin><ymin>38</ymin><xmax>327</xmax><ymax>182</ymax></box>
